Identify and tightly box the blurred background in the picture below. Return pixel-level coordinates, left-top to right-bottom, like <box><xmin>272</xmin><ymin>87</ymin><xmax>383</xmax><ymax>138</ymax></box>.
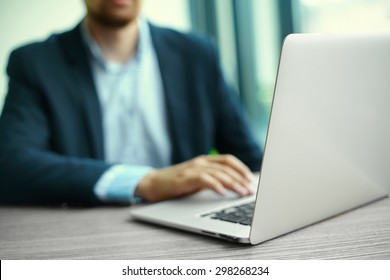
<box><xmin>1</xmin><ymin>0</ymin><xmax>390</xmax><ymax>147</ymax></box>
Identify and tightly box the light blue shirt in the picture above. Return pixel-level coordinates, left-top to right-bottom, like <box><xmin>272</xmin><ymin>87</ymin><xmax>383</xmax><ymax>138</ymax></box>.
<box><xmin>81</xmin><ymin>19</ymin><xmax>171</xmax><ymax>203</ymax></box>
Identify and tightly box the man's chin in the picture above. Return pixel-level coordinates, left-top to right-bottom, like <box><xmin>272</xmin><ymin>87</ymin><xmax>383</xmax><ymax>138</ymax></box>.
<box><xmin>102</xmin><ymin>18</ymin><xmax>134</xmax><ymax>28</ymax></box>
<box><xmin>91</xmin><ymin>13</ymin><xmax>136</xmax><ymax>28</ymax></box>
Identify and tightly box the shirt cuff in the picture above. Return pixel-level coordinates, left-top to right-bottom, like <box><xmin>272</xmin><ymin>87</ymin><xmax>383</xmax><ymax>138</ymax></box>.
<box><xmin>94</xmin><ymin>165</ymin><xmax>153</xmax><ymax>204</ymax></box>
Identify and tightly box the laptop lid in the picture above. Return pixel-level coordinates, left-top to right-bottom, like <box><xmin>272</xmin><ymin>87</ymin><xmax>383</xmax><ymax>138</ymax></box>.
<box><xmin>130</xmin><ymin>32</ymin><xmax>389</xmax><ymax>245</ymax></box>
<box><xmin>250</xmin><ymin>33</ymin><xmax>390</xmax><ymax>244</ymax></box>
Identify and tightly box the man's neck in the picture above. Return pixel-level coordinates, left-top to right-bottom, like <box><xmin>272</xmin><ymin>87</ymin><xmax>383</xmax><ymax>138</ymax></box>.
<box><xmin>86</xmin><ymin>17</ymin><xmax>139</xmax><ymax>63</ymax></box>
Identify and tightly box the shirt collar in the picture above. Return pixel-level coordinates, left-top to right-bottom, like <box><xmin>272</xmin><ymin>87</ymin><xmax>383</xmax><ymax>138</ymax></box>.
<box><xmin>81</xmin><ymin>17</ymin><xmax>152</xmax><ymax>71</ymax></box>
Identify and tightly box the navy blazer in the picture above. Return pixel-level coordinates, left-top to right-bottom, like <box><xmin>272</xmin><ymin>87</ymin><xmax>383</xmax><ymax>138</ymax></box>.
<box><xmin>0</xmin><ymin>23</ymin><xmax>262</xmax><ymax>205</ymax></box>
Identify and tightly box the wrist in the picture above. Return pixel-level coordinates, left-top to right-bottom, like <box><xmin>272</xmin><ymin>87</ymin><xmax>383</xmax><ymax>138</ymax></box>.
<box><xmin>135</xmin><ymin>170</ymin><xmax>156</xmax><ymax>202</ymax></box>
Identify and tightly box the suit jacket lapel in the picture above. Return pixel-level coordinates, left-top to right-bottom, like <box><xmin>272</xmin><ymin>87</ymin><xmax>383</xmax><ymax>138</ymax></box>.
<box><xmin>57</xmin><ymin>24</ymin><xmax>105</xmax><ymax>160</ymax></box>
<box><xmin>149</xmin><ymin>24</ymin><xmax>190</xmax><ymax>164</ymax></box>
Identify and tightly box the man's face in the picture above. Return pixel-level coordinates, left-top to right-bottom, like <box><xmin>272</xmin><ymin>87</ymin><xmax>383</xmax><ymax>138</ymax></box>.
<box><xmin>85</xmin><ymin>0</ymin><xmax>143</xmax><ymax>27</ymax></box>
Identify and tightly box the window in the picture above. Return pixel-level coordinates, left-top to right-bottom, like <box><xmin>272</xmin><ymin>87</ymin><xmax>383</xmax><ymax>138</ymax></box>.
<box><xmin>252</xmin><ymin>0</ymin><xmax>282</xmax><ymax>146</ymax></box>
<box><xmin>294</xmin><ymin>0</ymin><xmax>390</xmax><ymax>33</ymax></box>
<box><xmin>143</xmin><ymin>0</ymin><xmax>191</xmax><ymax>31</ymax></box>
<box><xmin>190</xmin><ymin>0</ymin><xmax>390</xmax><ymax>147</ymax></box>
<box><xmin>190</xmin><ymin>0</ymin><xmax>282</xmax><ymax>146</ymax></box>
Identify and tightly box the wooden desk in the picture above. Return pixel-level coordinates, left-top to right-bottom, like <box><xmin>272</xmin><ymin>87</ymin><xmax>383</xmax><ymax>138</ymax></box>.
<box><xmin>1</xmin><ymin>198</ymin><xmax>389</xmax><ymax>260</ymax></box>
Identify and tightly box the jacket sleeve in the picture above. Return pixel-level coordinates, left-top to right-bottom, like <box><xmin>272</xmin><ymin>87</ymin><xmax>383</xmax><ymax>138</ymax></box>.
<box><xmin>209</xmin><ymin>43</ymin><xmax>263</xmax><ymax>172</ymax></box>
<box><xmin>0</xmin><ymin>49</ymin><xmax>110</xmax><ymax>206</ymax></box>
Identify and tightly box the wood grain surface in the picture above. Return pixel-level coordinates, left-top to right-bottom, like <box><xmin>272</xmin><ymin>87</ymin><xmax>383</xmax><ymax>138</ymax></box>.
<box><xmin>1</xmin><ymin>198</ymin><xmax>389</xmax><ymax>260</ymax></box>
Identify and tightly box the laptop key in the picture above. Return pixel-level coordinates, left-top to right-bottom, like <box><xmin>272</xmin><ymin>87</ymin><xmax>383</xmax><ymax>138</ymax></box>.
<box><xmin>205</xmin><ymin>202</ymin><xmax>255</xmax><ymax>225</ymax></box>
<box><xmin>239</xmin><ymin>218</ymin><xmax>253</xmax><ymax>226</ymax></box>
<box><xmin>219</xmin><ymin>213</ymin><xmax>250</xmax><ymax>223</ymax></box>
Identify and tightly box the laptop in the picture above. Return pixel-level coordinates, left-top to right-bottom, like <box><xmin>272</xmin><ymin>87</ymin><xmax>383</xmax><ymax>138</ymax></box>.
<box><xmin>130</xmin><ymin>33</ymin><xmax>390</xmax><ymax>245</ymax></box>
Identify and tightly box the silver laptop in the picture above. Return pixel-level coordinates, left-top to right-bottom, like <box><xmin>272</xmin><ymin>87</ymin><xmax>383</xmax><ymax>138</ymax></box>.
<box><xmin>130</xmin><ymin>32</ymin><xmax>390</xmax><ymax>245</ymax></box>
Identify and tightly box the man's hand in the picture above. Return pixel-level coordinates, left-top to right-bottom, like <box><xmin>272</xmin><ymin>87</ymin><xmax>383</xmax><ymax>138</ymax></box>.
<box><xmin>135</xmin><ymin>154</ymin><xmax>255</xmax><ymax>202</ymax></box>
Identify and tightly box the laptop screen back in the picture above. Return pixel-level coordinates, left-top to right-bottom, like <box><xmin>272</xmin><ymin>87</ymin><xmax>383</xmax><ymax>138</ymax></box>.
<box><xmin>250</xmin><ymin>33</ymin><xmax>390</xmax><ymax>244</ymax></box>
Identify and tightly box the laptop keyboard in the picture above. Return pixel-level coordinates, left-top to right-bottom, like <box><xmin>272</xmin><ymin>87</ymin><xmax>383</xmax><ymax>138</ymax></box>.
<box><xmin>202</xmin><ymin>202</ymin><xmax>255</xmax><ymax>226</ymax></box>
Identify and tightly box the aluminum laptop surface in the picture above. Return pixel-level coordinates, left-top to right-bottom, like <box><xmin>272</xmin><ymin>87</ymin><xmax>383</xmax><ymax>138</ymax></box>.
<box><xmin>131</xmin><ymin>33</ymin><xmax>390</xmax><ymax>245</ymax></box>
